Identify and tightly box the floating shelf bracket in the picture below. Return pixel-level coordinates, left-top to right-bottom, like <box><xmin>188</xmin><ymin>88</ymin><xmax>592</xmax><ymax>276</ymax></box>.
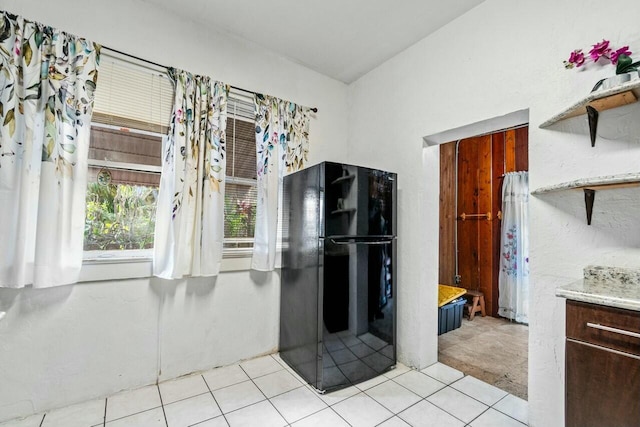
<box><xmin>584</xmin><ymin>189</ymin><xmax>595</xmax><ymax>225</ymax></box>
<box><xmin>539</xmin><ymin>80</ymin><xmax>640</xmax><ymax>148</ymax></box>
<box><xmin>531</xmin><ymin>172</ymin><xmax>640</xmax><ymax>226</ymax></box>
<box><xmin>586</xmin><ymin>106</ymin><xmax>599</xmax><ymax>147</ymax></box>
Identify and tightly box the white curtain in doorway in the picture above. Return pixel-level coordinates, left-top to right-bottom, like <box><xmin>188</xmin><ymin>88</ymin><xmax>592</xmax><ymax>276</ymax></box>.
<box><xmin>498</xmin><ymin>171</ymin><xmax>529</xmax><ymax>324</ymax></box>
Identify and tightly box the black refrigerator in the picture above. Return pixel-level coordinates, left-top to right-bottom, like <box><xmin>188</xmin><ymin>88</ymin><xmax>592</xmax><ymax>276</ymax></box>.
<box><xmin>280</xmin><ymin>161</ymin><xmax>397</xmax><ymax>393</ymax></box>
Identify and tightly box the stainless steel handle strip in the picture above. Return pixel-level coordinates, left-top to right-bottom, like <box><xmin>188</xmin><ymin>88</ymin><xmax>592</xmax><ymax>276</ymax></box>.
<box><xmin>329</xmin><ymin>239</ymin><xmax>392</xmax><ymax>245</ymax></box>
<box><xmin>586</xmin><ymin>322</ymin><xmax>640</xmax><ymax>339</ymax></box>
<box><xmin>567</xmin><ymin>338</ymin><xmax>640</xmax><ymax>360</ymax></box>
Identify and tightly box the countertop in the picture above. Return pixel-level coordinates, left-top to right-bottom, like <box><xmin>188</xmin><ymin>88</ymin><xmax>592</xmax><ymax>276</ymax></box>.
<box><xmin>556</xmin><ymin>265</ymin><xmax>640</xmax><ymax>312</ymax></box>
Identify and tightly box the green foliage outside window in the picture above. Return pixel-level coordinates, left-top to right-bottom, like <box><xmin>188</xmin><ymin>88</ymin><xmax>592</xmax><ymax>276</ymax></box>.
<box><xmin>224</xmin><ymin>197</ymin><xmax>255</xmax><ymax>239</ymax></box>
<box><xmin>84</xmin><ymin>182</ymin><xmax>158</xmax><ymax>251</ymax></box>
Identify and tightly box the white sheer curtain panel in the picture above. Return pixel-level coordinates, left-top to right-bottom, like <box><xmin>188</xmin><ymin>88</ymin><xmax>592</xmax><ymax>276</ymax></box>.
<box><xmin>153</xmin><ymin>69</ymin><xmax>227</xmax><ymax>279</ymax></box>
<box><xmin>252</xmin><ymin>95</ymin><xmax>310</xmax><ymax>271</ymax></box>
<box><xmin>0</xmin><ymin>12</ymin><xmax>100</xmax><ymax>288</ymax></box>
<box><xmin>498</xmin><ymin>171</ymin><xmax>530</xmax><ymax>324</ymax></box>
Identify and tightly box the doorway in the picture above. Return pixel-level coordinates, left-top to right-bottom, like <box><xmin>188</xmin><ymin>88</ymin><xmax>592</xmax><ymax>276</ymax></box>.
<box><xmin>437</xmin><ymin>126</ymin><xmax>529</xmax><ymax>399</ymax></box>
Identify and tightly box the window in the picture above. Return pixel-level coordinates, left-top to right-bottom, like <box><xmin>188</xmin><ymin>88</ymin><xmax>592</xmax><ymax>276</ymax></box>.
<box><xmin>84</xmin><ymin>54</ymin><xmax>258</xmax><ymax>259</ymax></box>
<box><xmin>84</xmin><ymin>126</ymin><xmax>162</xmax><ymax>252</ymax></box>
<box><xmin>224</xmin><ymin>92</ymin><xmax>258</xmax><ymax>255</ymax></box>
<box><xmin>84</xmin><ymin>53</ymin><xmax>172</xmax><ymax>256</ymax></box>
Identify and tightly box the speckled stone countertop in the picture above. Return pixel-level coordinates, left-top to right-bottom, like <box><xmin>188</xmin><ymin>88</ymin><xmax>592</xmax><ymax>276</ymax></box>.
<box><xmin>556</xmin><ymin>266</ymin><xmax>640</xmax><ymax>311</ymax></box>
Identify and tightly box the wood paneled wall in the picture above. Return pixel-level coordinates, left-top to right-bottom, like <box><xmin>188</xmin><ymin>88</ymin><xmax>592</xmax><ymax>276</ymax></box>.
<box><xmin>439</xmin><ymin>127</ymin><xmax>528</xmax><ymax>317</ymax></box>
<box><xmin>439</xmin><ymin>143</ymin><xmax>456</xmax><ymax>285</ymax></box>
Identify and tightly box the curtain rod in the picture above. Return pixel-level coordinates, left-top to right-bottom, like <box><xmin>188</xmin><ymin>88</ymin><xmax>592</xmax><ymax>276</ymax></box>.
<box><xmin>101</xmin><ymin>46</ymin><xmax>318</xmax><ymax>113</ymax></box>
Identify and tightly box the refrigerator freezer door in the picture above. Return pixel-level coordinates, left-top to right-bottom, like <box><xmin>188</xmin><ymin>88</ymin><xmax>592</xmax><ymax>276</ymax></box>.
<box><xmin>323</xmin><ymin>163</ymin><xmax>396</xmax><ymax>238</ymax></box>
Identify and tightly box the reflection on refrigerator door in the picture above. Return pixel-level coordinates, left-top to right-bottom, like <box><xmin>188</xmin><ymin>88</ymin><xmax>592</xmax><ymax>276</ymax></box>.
<box><xmin>322</xmin><ymin>237</ymin><xmax>395</xmax><ymax>391</ymax></box>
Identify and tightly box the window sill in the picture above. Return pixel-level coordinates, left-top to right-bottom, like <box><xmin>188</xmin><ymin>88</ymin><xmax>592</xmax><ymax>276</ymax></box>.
<box><xmin>79</xmin><ymin>250</ymin><xmax>254</xmax><ymax>283</ymax></box>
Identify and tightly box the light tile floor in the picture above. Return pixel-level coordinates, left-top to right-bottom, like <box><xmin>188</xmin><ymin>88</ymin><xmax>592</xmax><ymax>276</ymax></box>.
<box><xmin>0</xmin><ymin>355</ymin><xmax>528</xmax><ymax>427</ymax></box>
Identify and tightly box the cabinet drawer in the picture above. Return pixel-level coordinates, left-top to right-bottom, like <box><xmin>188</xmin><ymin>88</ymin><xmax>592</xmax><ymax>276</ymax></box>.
<box><xmin>565</xmin><ymin>339</ymin><xmax>640</xmax><ymax>427</ymax></box>
<box><xmin>566</xmin><ymin>300</ymin><xmax>640</xmax><ymax>356</ymax></box>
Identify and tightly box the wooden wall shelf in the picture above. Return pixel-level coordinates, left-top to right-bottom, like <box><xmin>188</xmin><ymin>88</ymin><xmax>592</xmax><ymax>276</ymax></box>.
<box><xmin>539</xmin><ymin>78</ymin><xmax>640</xmax><ymax>147</ymax></box>
<box><xmin>532</xmin><ymin>173</ymin><xmax>640</xmax><ymax>225</ymax></box>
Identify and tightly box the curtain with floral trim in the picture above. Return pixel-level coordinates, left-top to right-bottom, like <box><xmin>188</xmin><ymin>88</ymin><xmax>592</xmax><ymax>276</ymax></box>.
<box><xmin>498</xmin><ymin>171</ymin><xmax>529</xmax><ymax>324</ymax></box>
<box><xmin>0</xmin><ymin>12</ymin><xmax>100</xmax><ymax>288</ymax></box>
<box><xmin>153</xmin><ymin>69</ymin><xmax>227</xmax><ymax>279</ymax></box>
<box><xmin>252</xmin><ymin>94</ymin><xmax>310</xmax><ymax>271</ymax></box>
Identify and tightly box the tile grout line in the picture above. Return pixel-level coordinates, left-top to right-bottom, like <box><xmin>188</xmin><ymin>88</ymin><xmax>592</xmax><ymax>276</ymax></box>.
<box><xmin>374</xmin><ymin>414</ymin><xmax>396</xmax><ymax>427</ymax></box>
<box><xmin>422</xmin><ymin>384</ymin><xmax>487</xmax><ymax>426</ymax></box>
<box><xmin>157</xmin><ymin>384</ymin><xmax>169</xmax><ymax>427</ymax></box>
<box><xmin>488</xmin><ymin>395</ymin><xmax>528</xmax><ymax>426</ymax></box>
<box><xmin>445</xmin><ymin>375</ymin><xmax>516</xmax><ymax>413</ymax></box>
<box><xmin>363</xmin><ymin>378</ymin><xmax>436</xmax><ymax>424</ymax></box>
<box><xmin>239</xmin><ymin>362</ymin><xmax>291</xmax><ymax>424</ymax></box>
<box><xmin>157</xmin><ymin>390</ymin><xmax>213</xmax><ymax>407</ymax></box>
<box><xmin>103</xmin><ymin>398</ymin><xmax>107</xmax><ymax>427</ymax></box>
<box><xmin>255</xmin><ymin>357</ymin><xmax>332</xmax><ymax>420</ymax></box>
<box><xmin>201</xmin><ymin>373</ymin><xmax>230</xmax><ymax>426</ymax></box>
<box><xmin>464</xmin><ymin>405</ymin><xmax>491</xmax><ymax>426</ymax></box>
<box><xmin>104</xmin><ymin>405</ymin><xmax>170</xmax><ymax>423</ymax></box>
<box><xmin>263</xmin><ymin>355</ymin><xmax>343</xmax><ymax>425</ymax></box>
<box><xmin>387</xmin><ymin>372</ymin><xmax>445</xmax><ymax>399</ymax></box>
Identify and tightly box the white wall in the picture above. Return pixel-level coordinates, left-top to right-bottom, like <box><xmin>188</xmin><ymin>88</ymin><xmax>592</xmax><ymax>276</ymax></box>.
<box><xmin>346</xmin><ymin>1</ymin><xmax>640</xmax><ymax>426</ymax></box>
<box><xmin>0</xmin><ymin>0</ymin><xmax>348</xmax><ymax>422</ymax></box>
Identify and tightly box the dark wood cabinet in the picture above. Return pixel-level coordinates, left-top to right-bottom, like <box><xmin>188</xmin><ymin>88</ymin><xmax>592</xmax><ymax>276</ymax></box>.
<box><xmin>565</xmin><ymin>300</ymin><xmax>640</xmax><ymax>427</ymax></box>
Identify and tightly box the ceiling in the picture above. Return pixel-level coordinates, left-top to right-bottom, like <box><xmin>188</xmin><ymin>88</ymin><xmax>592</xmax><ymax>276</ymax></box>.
<box><xmin>138</xmin><ymin>0</ymin><xmax>485</xmax><ymax>83</ymax></box>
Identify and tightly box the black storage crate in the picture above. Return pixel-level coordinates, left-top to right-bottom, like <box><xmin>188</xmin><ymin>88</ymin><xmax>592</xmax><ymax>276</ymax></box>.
<box><xmin>438</xmin><ymin>298</ymin><xmax>465</xmax><ymax>335</ymax></box>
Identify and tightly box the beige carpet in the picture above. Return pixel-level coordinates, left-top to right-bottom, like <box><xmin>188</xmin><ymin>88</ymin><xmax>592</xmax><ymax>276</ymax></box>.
<box><xmin>438</xmin><ymin>315</ymin><xmax>529</xmax><ymax>400</ymax></box>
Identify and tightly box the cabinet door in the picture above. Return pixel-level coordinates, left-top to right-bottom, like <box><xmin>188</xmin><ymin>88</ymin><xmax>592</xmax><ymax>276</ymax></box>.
<box><xmin>566</xmin><ymin>339</ymin><xmax>640</xmax><ymax>427</ymax></box>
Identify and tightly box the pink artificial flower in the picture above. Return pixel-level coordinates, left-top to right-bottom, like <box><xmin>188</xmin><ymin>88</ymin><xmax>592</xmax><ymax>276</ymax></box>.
<box><xmin>589</xmin><ymin>39</ymin><xmax>611</xmax><ymax>62</ymax></box>
<box><xmin>568</xmin><ymin>50</ymin><xmax>585</xmax><ymax>67</ymax></box>
<box><xmin>610</xmin><ymin>46</ymin><xmax>632</xmax><ymax>64</ymax></box>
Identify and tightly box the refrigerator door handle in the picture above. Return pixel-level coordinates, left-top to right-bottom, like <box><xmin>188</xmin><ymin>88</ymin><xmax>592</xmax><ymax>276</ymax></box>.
<box><xmin>329</xmin><ymin>237</ymin><xmax>396</xmax><ymax>245</ymax></box>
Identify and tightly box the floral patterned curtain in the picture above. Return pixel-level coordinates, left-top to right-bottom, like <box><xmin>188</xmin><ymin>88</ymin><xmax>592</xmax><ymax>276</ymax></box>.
<box><xmin>498</xmin><ymin>171</ymin><xmax>529</xmax><ymax>324</ymax></box>
<box><xmin>153</xmin><ymin>69</ymin><xmax>227</xmax><ymax>279</ymax></box>
<box><xmin>0</xmin><ymin>12</ymin><xmax>100</xmax><ymax>288</ymax></box>
<box><xmin>252</xmin><ymin>94</ymin><xmax>310</xmax><ymax>271</ymax></box>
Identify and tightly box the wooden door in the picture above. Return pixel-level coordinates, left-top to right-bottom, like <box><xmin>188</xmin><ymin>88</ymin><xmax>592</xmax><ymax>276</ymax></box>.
<box><xmin>456</xmin><ymin>136</ymin><xmax>494</xmax><ymax>312</ymax></box>
<box><xmin>438</xmin><ymin>142</ymin><xmax>456</xmax><ymax>285</ymax></box>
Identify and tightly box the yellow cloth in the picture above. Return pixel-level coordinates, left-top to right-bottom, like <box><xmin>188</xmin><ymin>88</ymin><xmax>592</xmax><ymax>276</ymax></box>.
<box><xmin>438</xmin><ymin>284</ymin><xmax>467</xmax><ymax>307</ymax></box>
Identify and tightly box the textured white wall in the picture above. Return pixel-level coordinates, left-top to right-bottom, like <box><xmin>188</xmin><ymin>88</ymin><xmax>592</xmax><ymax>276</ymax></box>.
<box><xmin>347</xmin><ymin>1</ymin><xmax>640</xmax><ymax>426</ymax></box>
<box><xmin>0</xmin><ymin>0</ymin><xmax>348</xmax><ymax>422</ymax></box>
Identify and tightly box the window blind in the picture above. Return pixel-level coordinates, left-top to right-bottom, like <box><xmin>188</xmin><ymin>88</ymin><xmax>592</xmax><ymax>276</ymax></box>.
<box><xmin>93</xmin><ymin>53</ymin><xmax>174</xmax><ymax>133</ymax></box>
<box><xmin>224</xmin><ymin>93</ymin><xmax>257</xmax><ymax>249</ymax></box>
